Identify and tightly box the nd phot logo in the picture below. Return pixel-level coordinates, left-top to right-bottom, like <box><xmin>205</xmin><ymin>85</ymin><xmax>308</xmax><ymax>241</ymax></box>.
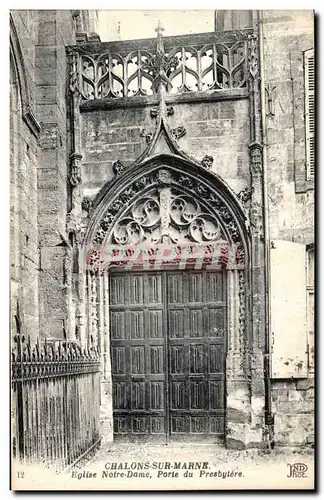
<box><xmin>287</xmin><ymin>463</ymin><xmax>308</xmax><ymax>478</ymax></box>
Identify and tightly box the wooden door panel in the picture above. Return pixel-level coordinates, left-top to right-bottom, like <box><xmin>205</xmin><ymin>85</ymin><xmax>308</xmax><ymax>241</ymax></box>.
<box><xmin>188</xmin><ymin>308</ymin><xmax>204</xmax><ymax>337</ymax></box>
<box><xmin>110</xmin><ymin>311</ymin><xmax>126</xmax><ymax>339</ymax></box>
<box><xmin>189</xmin><ymin>380</ymin><xmax>206</xmax><ymax>409</ymax></box>
<box><xmin>110</xmin><ymin>270</ymin><xmax>226</xmax><ymax>443</ymax></box>
<box><xmin>111</xmin><ymin>272</ymin><xmax>167</xmax><ymax>442</ymax></box>
<box><xmin>129</xmin><ymin>311</ymin><xmax>145</xmax><ymax>339</ymax></box>
<box><xmin>148</xmin><ymin>310</ymin><xmax>164</xmax><ymax>338</ymax></box>
<box><xmin>168</xmin><ymin>271</ymin><xmax>226</xmax><ymax>442</ymax></box>
<box><xmin>189</xmin><ymin>344</ymin><xmax>205</xmax><ymax>374</ymax></box>
<box><xmin>188</xmin><ymin>273</ymin><xmax>203</xmax><ymax>303</ymax></box>
<box><xmin>150</xmin><ymin>381</ymin><xmax>165</xmax><ymax>409</ymax></box>
<box><xmin>150</xmin><ymin>416</ymin><xmax>165</xmax><ymax>434</ymax></box>
<box><xmin>169</xmin><ymin>345</ymin><xmax>186</xmax><ymax>374</ymax></box>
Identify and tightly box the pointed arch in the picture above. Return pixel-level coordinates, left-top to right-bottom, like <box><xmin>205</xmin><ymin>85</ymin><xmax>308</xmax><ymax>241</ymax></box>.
<box><xmin>84</xmin><ymin>154</ymin><xmax>250</xmax><ymax>269</ymax></box>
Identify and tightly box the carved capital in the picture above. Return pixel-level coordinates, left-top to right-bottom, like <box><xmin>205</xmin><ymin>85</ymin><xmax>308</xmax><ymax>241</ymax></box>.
<box><xmin>201</xmin><ymin>154</ymin><xmax>214</xmax><ymax>170</ymax></box>
<box><xmin>248</xmin><ymin>142</ymin><xmax>263</xmax><ymax>176</ymax></box>
<box><xmin>69</xmin><ymin>153</ymin><xmax>82</xmax><ymax>186</ymax></box>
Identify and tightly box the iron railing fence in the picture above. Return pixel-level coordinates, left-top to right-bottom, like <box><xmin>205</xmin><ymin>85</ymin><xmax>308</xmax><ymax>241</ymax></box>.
<box><xmin>11</xmin><ymin>336</ymin><xmax>101</xmax><ymax>472</ymax></box>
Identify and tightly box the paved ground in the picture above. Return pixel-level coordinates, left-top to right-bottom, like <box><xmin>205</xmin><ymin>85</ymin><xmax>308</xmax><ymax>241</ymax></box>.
<box><xmin>85</xmin><ymin>441</ymin><xmax>313</xmax><ymax>466</ymax></box>
<box><xmin>66</xmin><ymin>442</ymin><xmax>315</xmax><ymax>490</ymax></box>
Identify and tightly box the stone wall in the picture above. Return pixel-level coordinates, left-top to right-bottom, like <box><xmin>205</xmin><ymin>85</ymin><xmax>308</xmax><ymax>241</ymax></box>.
<box><xmin>262</xmin><ymin>10</ymin><xmax>315</xmax><ymax>447</ymax></box>
<box><xmin>81</xmin><ymin>98</ymin><xmax>250</xmax><ymax>199</ymax></box>
<box><xmin>10</xmin><ymin>11</ymin><xmax>40</xmax><ymax>341</ymax></box>
<box><xmin>262</xmin><ymin>10</ymin><xmax>314</xmax><ymax>245</ymax></box>
<box><xmin>271</xmin><ymin>380</ymin><xmax>314</xmax><ymax>446</ymax></box>
<box><xmin>10</xmin><ymin>10</ymin><xmax>81</xmax><ymax>341</ymax></box>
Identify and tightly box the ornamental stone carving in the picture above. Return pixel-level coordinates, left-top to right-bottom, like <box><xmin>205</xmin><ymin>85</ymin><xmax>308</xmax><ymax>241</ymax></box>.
<box><xmin>201</xmin><ymin>155</ymin><xmax>214</xmax><ymax>170</ymax></box>
<box><xmin>171</xmin><ymin>126</ymin><xmax>186</xmax><ymax>140</ymax></box>
<box><xmin>248</xmin><ymin>34</ymin><xmax>259</xmax><ymax>79</ymax></box>
<box><xmin>151</xmin><ymin>105</ymin><xmax>174</xmax><ymax>118</ymax></box>
<box><xmin>69</xmin><ymin>153</ymin><xmax>82</xmax><ymax>186</ymax></box>
<box><xmin>157</xmin><ymin>168</ymin><xmax>172</xmax><ymax>185</ymax></box>
<box><xmin>140</xmin><ymin>129</ymin><xmax>154</xmax><ymax>144</ymax></box>
<box><xmin>66</xmin><ymin>211</ymin><xmax>86</xmax><ymax>244</ymax></box>
<box><xmin>93</xmin><ymin>174</ymin><xmax>152</xmax><ymax>244</ymax></box>
<box><xmin>249</xmin><ymin>143</ymin><xmax>263</xmax><ymax>175</ymax></box>
<box><xmin>92</xmin><ymin>169</ymin><xmax>244</xmax><ymax>248</ymax></box>
<box><xmin>81</xmin><ymin>196</ymin><xmax>93</xmax><ymax>214</ymax></box>
<box><xmin>238</xmin><ymin>270</ymin><xmax>247</xmax><ymax>372</ymax></box>
<box><xmin>111</xmin><ymin>188</ymin><xmax>223</xmax><ymax>246</ymax></box>
<box><xmin>237</xmin><ymin>186</ymin><xmax>252</xmax><ymax>204</ymax></box>
<box><xmin>112</xmin><ymin>160</ymin><xmax>125</xmax><ymax>177</ymax></box>
<box><xmin>249</xmin><ymin>201</ymin><xmax>263</xmax><ymax>238</ymax></box>
<box><xmin>68</xmin><ymin>50</ymin><xmax>79</xmax><ymax>94</ymax></box>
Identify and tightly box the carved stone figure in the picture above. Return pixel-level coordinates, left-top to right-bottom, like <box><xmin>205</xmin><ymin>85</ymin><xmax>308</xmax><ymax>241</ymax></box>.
<box><xmin>201</xmin><ymin>154</ymin><xmax>214</xmax><ymax>170</ymax></box>
<box><xmin>237</xmin><ymin>186</ymin><xmax>252</xmax><ymax>204</ymax></box>
<box><xmin>112</xmin><ymin>160</ymin><xmax>125</xmax><ymax>177</ymax></box>
<box><xmin>81</xmin><ymin>196</ymin><xmax>93</xmax><ymax>214</ymax></box>
<box><xmin>69</xmin><ymin>153</ymin><xmax>82</xmax><ymax>186</ymax></box>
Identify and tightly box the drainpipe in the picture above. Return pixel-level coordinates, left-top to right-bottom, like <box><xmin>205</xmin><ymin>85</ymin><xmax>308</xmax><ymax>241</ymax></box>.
<box><xmin>258</xmin><ymin>11</ymin><xmax>274</xmax><ymax>447</ymax></box>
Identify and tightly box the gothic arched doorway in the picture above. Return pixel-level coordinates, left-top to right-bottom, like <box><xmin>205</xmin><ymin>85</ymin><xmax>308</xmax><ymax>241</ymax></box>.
<box><xmin>80</xmin><ymin>154</ymin><xmax>251</xmax><ymax>445</ymax></box>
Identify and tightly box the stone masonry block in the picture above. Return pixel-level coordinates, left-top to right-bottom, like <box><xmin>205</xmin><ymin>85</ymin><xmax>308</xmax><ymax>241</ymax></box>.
<box><xmin>38</xmin><ymin>20</ymin><xmax>57</xmax><ymax>45</ymax></box>
<box><xmin>38</xmin><ymin>123</ymin><xmax>60</xmax><ymax>149</ymax></box>
<box><xmin>35</xmin><ymin>47</ymin><xmax>57</xmax><ymax>85</ymax></box>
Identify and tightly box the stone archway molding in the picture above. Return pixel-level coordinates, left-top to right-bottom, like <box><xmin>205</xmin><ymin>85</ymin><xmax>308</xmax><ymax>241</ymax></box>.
<box><xmin>83</xmin><ymin>154</ymin><xmax>250</xmax><ymax>274</ymax></box>
<box><xmin>75</xmin><ymin>154</ymin><xmax>261</xmax><ymax>449</ymax></box>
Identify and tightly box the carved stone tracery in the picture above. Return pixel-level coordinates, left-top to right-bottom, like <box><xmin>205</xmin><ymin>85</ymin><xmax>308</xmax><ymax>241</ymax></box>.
<box><xmin>111</xmin><ymin>188</ymin><xmax>223</xmax><ymax>246</ymax></box>
<box><xmin>68</xmin><ymin>29</ymin><xmax>252</xmax><ymax>101</ymax></box>
<box><xmin>92</xmin><ymin>168</ymin><xmax>244</xmax><ymax>248</ymax></box>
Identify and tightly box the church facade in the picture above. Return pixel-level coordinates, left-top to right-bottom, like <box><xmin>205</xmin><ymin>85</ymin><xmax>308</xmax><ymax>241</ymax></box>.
<box><xmin>10</xmin><ymin>10</ymin><xmax>314</xmax><ymax>463</ymax></box>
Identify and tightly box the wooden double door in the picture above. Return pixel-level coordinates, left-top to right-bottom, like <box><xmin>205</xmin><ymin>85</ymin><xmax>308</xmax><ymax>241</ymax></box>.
<box><xmin>110</xmin><ymin>270</ymin><xmax>227</xmax><ymax>443</ymax></box>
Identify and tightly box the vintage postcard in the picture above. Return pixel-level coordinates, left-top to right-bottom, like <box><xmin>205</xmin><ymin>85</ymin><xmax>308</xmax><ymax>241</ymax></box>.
<box><xmin>10</xmin><ymin>9</ymin><xmax>315</xmax><ymax>491</ymax></box>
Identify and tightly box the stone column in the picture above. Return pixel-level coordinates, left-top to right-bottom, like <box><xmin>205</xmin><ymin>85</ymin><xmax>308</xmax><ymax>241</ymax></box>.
<box><xmin>76</xmin><ymin>247</ymin><xmax>87</xmax><ymax>347</ymax></box>
<box><xmin>99</xmin><ymin>270</ymin><xmax>113</xmax><ymax>443</ymax></box>
<box><xmin>247</xmin><ymin>26</ymin><xmax>266</xmax><ymax>447</ymax></box>
<box><xmin>225</xmin><ymin>268</ymin><xmax>251</xmax><ymax>449</ymax></box>
<box><xmin>87</xmin><ymin>271</ymin><xmax>99</xmax><ymax>347</ymax></box>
